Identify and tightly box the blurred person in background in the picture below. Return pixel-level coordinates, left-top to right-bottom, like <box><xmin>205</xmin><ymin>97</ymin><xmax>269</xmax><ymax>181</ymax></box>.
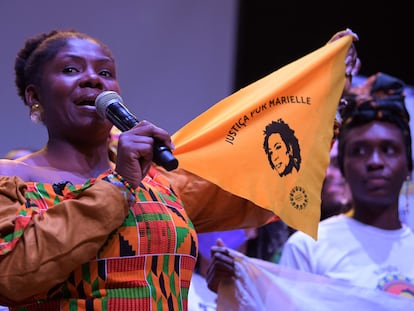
<box><xmin>189</xmin><ymin>223</ymin><xmax>291</xmax><ymax>310</ymax></box>
<box><xmin>320</xmin><ymin>137</ymin><xmax>353</xmax><ymax>221</ymax></box>
<box><xmin>189</xmin><ymin>230</ymin><xmax>248</xmax><ymax>311</ymax></box>
<box><xmin>278</xmin><ymin>72</ymin><xmax>414</xmax><ymax>298</ymax></box>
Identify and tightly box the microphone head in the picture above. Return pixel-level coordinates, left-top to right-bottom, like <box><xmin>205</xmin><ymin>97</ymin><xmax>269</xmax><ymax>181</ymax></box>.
<box><xmin>95</xmin><ymin>91</ymin><xmax>124</xmax><ymax>119</ymax></box>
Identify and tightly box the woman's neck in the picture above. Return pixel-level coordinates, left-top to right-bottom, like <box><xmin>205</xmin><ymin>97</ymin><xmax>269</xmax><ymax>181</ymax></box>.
<box><xmin>352</xmin><ymin>203</ymin><xmax>402</xmax><ymax>230</ymax></box>
<box><xmin>24</xmin><ymin>139</ymin><xmax>113</xmax><ymax>179</ymax></box>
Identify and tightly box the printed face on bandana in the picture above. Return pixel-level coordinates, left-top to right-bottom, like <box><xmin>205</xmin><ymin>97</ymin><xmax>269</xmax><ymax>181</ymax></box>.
<box><xmin>268</xmin><ymin>133</ymin><xmax>291</xmax><ymax>175</ymax></box>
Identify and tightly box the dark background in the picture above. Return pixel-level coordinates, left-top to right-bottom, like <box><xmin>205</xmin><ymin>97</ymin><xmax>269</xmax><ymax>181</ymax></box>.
<box><xmin>1</xmin><ymin>1</ymin><xmax>412</xmax><ymax>156</ymax></box>
<box><xmin>234</xmin><ymin>1</ymin><xmax>413</xmax><ymax>90</ymax></box>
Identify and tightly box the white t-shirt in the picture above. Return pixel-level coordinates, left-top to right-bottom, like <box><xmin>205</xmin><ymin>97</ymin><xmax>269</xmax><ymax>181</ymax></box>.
<box><xmin>279</xmin><ymin>214</ymin><xmax>414</xmax><ymax>297</ymax></box>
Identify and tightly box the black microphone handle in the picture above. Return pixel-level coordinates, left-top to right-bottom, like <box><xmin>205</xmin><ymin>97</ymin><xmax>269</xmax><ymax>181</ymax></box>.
<box><xmin>106</xmin><ymin>104</ymin><xmax>178</xmax><ymax>171</ymax></box>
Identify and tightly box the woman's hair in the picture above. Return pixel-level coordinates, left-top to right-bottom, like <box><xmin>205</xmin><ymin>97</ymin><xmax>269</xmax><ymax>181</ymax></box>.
<box><xmin>14</xmin><ymin>30</ymin><xmax>114</xmax><ymax>105</ymax></box>
<box><xmin>337</xmin><ymin>72</ymin><xmax>412</xmax><ymax>173</ymax></box>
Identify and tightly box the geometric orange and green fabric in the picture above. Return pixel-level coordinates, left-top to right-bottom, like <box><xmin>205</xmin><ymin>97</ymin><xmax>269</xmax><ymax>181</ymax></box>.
<box><xmin>2</xmin><ymin>168</ymin><xmax>197</xmax><ymax>311</ymax></box>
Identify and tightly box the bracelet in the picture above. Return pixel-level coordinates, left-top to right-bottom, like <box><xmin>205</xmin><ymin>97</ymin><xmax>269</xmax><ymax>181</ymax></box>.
<box><xmin>103</xmin><ymin>170</ymin><xmax>136</xmax><ymax>206</ymax></box>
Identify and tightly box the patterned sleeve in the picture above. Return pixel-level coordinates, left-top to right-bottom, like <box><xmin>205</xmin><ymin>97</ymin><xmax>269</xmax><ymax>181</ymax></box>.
<box><xmin>0</xmin><ymin>171</ymin><xmax>134</xmax><ymax>304</ymax></box>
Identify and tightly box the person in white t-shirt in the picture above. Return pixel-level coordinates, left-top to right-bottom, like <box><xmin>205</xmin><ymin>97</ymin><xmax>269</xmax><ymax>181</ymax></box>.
<box><xmin>279</xmin><ymin>72</ymin><xmax>414</xmax><ymax>298</ymax></box>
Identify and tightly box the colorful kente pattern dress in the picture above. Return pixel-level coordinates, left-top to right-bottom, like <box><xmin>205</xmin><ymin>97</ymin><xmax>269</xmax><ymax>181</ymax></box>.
<box><xmin>0</xmin><ymin>167</ymin><xmax>198</xmax><ymax>311</ymax></box>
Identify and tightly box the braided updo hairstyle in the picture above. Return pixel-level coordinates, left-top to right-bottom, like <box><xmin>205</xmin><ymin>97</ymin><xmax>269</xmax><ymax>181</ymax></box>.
<box><xmin>14</xmin><ymin>29</ymin><xmax>114</xmax><ymax>106</ymax></box>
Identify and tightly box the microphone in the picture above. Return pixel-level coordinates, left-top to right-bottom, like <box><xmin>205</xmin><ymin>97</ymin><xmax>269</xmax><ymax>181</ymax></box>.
<box><xmin>95</xmin><ymin>91</ymin><xmax>178</xmax><ymax>171</ymax></box>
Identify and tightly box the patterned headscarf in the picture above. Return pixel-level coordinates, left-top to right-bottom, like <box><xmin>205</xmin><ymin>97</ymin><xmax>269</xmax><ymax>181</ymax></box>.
<box><xmin>337</xmin><ymin>72</ymin><xmax>412</xmax><ymax>173</ymax></box>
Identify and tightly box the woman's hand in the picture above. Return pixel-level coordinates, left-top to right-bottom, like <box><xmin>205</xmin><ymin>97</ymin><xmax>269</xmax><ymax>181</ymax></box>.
<box><xmin>206</xmin><ymin>239</ymin><xmax>237</xmax><ymax>293</ymax></box>
<box><xmin>328</xmin><ymin>28</ymin><xmax>361</xmax><ymax>92</ymax></box>
<box><xmin>115</xmin><ymin>120</ymin><xmax>174</xmax><ymax>188</ymax></box>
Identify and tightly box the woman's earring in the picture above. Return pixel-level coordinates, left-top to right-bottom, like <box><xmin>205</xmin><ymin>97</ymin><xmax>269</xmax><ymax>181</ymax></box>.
<box><xmin>30</xmin><ymin>103</ymin><xmax>43</xmax><ymax>124</ymax></box>
<box><xmin>400</xmin><ymin>175</ymin><xmax>412</xmax><ymax>223</ymax></box>
<box><xmin>404</xmin><ymin>175</ymin><xmax>411</xmax><ymax>216</ymax></box>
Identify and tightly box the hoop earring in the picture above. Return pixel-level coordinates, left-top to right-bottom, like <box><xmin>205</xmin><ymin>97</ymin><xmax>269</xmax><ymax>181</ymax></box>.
<box><xmin>403</xmin><ymin>175</ymin><xmax>411</xmax><ymax>218</ymax></box>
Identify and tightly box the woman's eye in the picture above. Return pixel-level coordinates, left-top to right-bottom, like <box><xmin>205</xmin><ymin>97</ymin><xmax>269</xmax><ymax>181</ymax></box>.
<box><xmin>383</xmin><ymin>145</ymin><xmax>397</xmax><ymax>155</ymax></box>
<box><xmin>350</xmin><ymin>146</ymin><xmax>366</xmax><ymax>156</ymax></box>
<box><xmin>63</xmin><ymin>67</ymin><xmax>79</xmax><ymax>74</ymax></box>
<box><xmin>99</xmin><ymin>70</ymin><xmax>113</xmax><ymax>77</ymax></box>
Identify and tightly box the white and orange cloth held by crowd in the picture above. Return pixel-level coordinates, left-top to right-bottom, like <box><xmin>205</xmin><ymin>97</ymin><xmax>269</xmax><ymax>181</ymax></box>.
<box><xmin>172</xmin><ymin>34</ymin><xmax>353</xmax><ymax>239</ymax></box>
<box><xmin>214</xmin><ymin>248</ymin><xmax>414</xmax><ymax>311</ymax></box>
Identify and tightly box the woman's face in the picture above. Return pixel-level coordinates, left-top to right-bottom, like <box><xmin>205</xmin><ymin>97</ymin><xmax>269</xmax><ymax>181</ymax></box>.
<box><xmin>342</xmin><ymin>121</ymin><xmax>409</xmax><ymax>207</ymax></box>
<box><xmin>31</xmin><ymin>37</ymin><xmax>121</xmax><ymax>141</ymax></box>
<box><xmin>268</xmin><ymin>132</ymin><xmax>290</xmax><ymax>175</ymax></box>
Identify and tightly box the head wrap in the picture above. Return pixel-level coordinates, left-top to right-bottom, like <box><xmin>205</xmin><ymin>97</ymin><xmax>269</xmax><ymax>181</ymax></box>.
<box><xmin>337</xmin><ymin>72</ymin><xmax>412</xmax><ymax>173</ymax></box>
